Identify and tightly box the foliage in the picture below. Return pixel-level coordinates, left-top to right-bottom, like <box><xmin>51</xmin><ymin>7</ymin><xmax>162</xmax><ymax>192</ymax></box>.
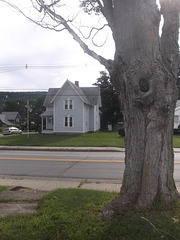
<box><xmin>0</xmin><ymin>188</ymin><xmax>180</xmax><ymax>239</ymax></box>
<box><xmin>1</xmin><ymin>93</ymin><xmax>46</xmax><ymax>131</ymax></box>
<box><xmin>79</xmin><ymin>0</ymin><xmax>101</xmax><ymax>15</ymax></box>
<box><xmin>94</xmin><ymin>71</ymin><xmax>123</xmax><ymax>130</ymax></box>
<box><xmin>0</xmin><ymin>186</ymin><xmax>9</xmax><ymax>194</ymax></box>
<box><xmin>28</xmin><ymin>95</ymin><xmax>46</xmax><ymax>131</ymax></box>
<box><xmin>0</xmin><ymin>132</ymin><xmax>125</xmax><ymax>147</ymax></box>
<box><xmin>0</xmin><ymin>126</ymin><xmax>5</xmax><ymax>133</ymax></box>
<box><xmin>0</xmin><ymin>92</ymin><xmax>46</xmax><ymax>112</ymax></box>
<box><xmin>2</xmin><ymin>98</ymin><xmax>27</xmax><ymax>123</ymax></box>
<box><xmin>118</xmin><ymin>127</ymin><xmax>125</xmax><ymax>137</ymax></box>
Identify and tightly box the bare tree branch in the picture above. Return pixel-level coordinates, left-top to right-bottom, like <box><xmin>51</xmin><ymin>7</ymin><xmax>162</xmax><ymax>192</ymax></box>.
<box><xmin>0</xmin><ymin>0</ymin><xmax>113</xmax><ymax>70</ymax></box>
<box><xmin>74</xmin><ymin>23</ymin><xmax>108</xmax><ymax>48</ymax></box>
<box><xmin>43</xmin><ymin>5</ymin><xmax>110</xmax><ymax>67</ymax></box>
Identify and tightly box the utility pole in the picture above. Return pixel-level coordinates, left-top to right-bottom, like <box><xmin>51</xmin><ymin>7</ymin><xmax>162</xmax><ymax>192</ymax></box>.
<box><xmin>27</xmin><ymin>99</ymin><xmax>29</xmax><ymax>139</ymax></box>
<box><xmin>25</xmin><ymin>100</ymin><xmax>32</xmax><ymax>138</ymax></box>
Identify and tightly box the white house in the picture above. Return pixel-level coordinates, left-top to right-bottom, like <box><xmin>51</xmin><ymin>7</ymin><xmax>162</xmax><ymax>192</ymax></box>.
<box><xmin>40</xmin><ymin>80</ymin><xmax>102</xmax><ymax>133</ymax></box>
<box><xmin>174</xmin><ymin>106</ymin><xmax>180</xmax><ymax>132</ymax></box>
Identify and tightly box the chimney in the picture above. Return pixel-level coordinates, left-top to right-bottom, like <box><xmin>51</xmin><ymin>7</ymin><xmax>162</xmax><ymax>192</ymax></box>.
<box><xmin>75</xmin><ymin>81</ymin><xmax>79</xmax><ymax>87</ymax></box>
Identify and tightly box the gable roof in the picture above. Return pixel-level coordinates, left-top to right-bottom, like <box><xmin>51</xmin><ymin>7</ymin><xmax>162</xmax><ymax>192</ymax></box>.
<box><xmin>67</xmin><ymin>81</ymin><xmax>91</xmax><ymax>105</ymax></box>
<box><xmin>43</xmin><ymin>88</ymin><xmax>60</xmax><ymax>107</ymax></box>
<box><xmin>49</xmin><ymin>80</ymin><xmax>100</xmax><ymax>106</ymax></box>
<box><xmin>2</xmin><ymin>112</ymin><xmax>21</xmax><ymax>120</ymax></box>
<box><xmin>81</xmin><ymin>87</ymin><xmax>102</xmax><ymax>106</ymax></box>
<box><xmin>0</xmin><ymin>113</ymin><xmax>13</xmax><ymax>125</ymax></box>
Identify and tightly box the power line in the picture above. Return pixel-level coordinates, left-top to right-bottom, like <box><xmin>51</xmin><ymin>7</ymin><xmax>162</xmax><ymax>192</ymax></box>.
<box><xmin>0</xmin><ymin>63</ymin><xmax>93</xmax><ymax>73</ymax></box>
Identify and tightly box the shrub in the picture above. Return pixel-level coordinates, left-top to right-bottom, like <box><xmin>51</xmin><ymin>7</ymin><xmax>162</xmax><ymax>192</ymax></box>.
<box><xmin>118</xmin><ymin>127</ymin><xmax>125</xmax><ymax>137</ymax></box>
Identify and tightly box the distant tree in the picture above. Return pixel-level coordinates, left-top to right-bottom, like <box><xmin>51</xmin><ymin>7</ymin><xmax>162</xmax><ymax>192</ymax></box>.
<box><xmin>94</xmin><ymin>71</ymin><xmax>123</xmax><ymax>130</ymax></box>
<box><xmin>2</xmin><ymin>95</ymin><xmax>45</xmax><ymax>131</ymax></box>
<box><xmin>29</xmin><ymin>95</ymin><xmax>45</xmax><ymax>131</ymax></box>
<box><xmin>2</xmin><ymin>98</ymin><xmax>26</xmax><ymax>123</ymax></box>
<box><xmin>0</xmin><ymin>92</ymin><xmax>46</xmax><ymax>111</ymax></box>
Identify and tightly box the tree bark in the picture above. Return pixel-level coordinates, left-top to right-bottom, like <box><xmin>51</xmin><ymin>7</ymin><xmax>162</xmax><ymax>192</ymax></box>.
<box><xmin>2</xmin><ymin>0</ymin><xmax>179</xmax><ymax>216</ymax></box>
<box><xmin>103</xmin><ymin>0</ymin><xmax>180</xmax><ymax>215</ymax></box>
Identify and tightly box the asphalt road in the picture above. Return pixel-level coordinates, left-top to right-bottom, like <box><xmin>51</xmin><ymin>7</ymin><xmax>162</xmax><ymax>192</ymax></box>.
<box><xmin>0</xmin><ymin>150</ymin><xmax>180</xmax><ymax>181</ymax></box>
<box><xmin>0</xmin><ymin>150</ymin><xmax>124</xmax><ymax>180</ymax></box>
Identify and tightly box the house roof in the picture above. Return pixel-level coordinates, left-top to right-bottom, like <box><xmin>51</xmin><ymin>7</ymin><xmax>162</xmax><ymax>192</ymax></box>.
<box><xmin>67</xmin><ymin>80</ymin><xmax>91</xmax><ymax>105</ymax></box>
<box><xmin>40</xmin><ymin>111</ymin><xmax>53</xmax><ymax>117</ymax></box>
<box><xmin>0</xmin><ymin>113</ymin><xmax>13</xmax><ymax>126</ymax></box>
<box><xmin>45</xmin><ymin>80</ymin><xmax>101</xmax><ymax>106</ymax></box>
<box><xmin>81</xmin><ymin>87</ymin><xmax>102</xmax><ymax>107</ymax></box>
<box><xmin>2</xmin><ymin>112</ymin><xmax>21</xmax><ymax>120</ymax></box>
<box><xmin>43</xmin><ymin>88</ymin><xmax>60</xmax><ymax>107</ymax></box>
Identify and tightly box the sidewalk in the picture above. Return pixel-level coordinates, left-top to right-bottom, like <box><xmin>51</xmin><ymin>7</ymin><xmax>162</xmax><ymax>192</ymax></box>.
<box><xmin>0</xmin><ymin>176</ymin><xmax>180</xmax><ymax>193</ymax></box>
<box><xmin>0</xmin><ymin>176</ymin><xmax>122</xmax><ymax>192</ymax></box>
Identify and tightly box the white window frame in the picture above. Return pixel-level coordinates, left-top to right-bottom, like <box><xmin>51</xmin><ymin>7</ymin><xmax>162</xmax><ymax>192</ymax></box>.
<box><xmin>64</xmin><ymin>98</ymin><xmax>74</xmax><ymax>110</ymax></box>
<box><xmin>64</xmin><ymin>115</ymin><xmax>74</xmax><ymax>127</ymax></box>
<box><xmin>174</xmin><ymin>115</ymin><xmax>178</xmax><ymax>124</ymax></box>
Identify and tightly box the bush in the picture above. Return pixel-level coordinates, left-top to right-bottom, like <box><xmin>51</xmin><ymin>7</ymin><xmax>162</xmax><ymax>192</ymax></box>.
<box><xmin>118</xmin><ymin>127</ymin><xmax>125</xmax><ymax>137</ymax></box>
<box><xmin>0</xmin><ymin>126</ymin><xmax>6</xmax><ymax>133</ymax></box>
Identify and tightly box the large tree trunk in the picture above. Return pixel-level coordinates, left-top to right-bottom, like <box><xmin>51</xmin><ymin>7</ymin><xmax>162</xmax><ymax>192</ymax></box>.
<box><xmin>104</xmin><ymin>0</ymin><xmax>180</xmax><ymax>215</ymax></box>
<box><xmin>7</xmin><ymin>0</ymin><xmax>179</xmax><ymax>216</ymax></box>
<box><xmin>116</xmin><ymin>62</ymin><xmax>179</xmax><ymax>209</ymax></box>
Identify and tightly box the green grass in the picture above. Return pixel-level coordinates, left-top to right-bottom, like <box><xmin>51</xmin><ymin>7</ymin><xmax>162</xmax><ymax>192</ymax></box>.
<box><xmin>172</xmin><ymin>135</ymin><xmax>180</xmax><ymax>148</ymax></box>
<box><xmin>1</xmin><ymin>132</ymin><xmax>180</xmax><ymax>148</ymax></box>
<box><xmin>0</xmin><ymin>186</ymin><xmax>9</xmax><ymax>194</ymax></box>
<box><xmin>0</xmin><ymin>132</ymin><xmax>125</xmax><ymax>147</ymax></box>
<box><xmin>0</xmin><ymin>188</ymin><xmax>180</xmax><ymax>240</ymax></box>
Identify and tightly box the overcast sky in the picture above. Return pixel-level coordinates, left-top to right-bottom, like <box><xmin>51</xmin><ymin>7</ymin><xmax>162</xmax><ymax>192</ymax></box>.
<box><xmin>0</xmin><ymin>2</ymin><xmax>179</xmax><ymax>92</ymax></box>
<box><xmin>0</xmin><ymin>2</ymin><xmax>114</xmax><ymax>91</ymax></box>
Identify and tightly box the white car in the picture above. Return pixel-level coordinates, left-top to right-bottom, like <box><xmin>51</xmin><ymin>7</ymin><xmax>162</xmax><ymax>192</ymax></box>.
<box><xmin>2</xmin><ymin>127</ymin><xmax>22</xmax><ymax>135</ymax></box>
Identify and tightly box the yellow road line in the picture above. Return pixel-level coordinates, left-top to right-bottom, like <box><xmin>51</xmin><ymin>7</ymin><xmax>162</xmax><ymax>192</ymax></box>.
<box><xmin>174</xmin><ymin>161</ymin><xmax>180</xmax><ymax>163</ymax></box>
<box><xmin>0</xmin><ymin>157</ymin><xmax>124</xmax><ymax>163</ymax></box>
<box><xmin>0</xmin><ymin>157</ymin><xmax>180</xmax><ymax>164</ymax></box>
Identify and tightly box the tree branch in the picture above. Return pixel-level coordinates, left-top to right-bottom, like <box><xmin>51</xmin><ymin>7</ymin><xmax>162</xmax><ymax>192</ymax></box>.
<box><xmin>102</xmin><ymin>0</ymin><xmax>114</xmax><ymax>29</ymax></box>
<box><xmin>0</xmin><ymin>0</ymin><xmax>114</xmax><ymax>71</ymax></box>
<box><xmin>45</xmin><ymin>5</ymin><xmax>110</xmax><ymax>67</ymax></box>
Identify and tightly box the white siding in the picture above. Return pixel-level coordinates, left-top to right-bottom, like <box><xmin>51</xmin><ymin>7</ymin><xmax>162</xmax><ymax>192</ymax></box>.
<box><xmin>174</xmin><ymin>107</ymin><xmax>180</xmax><ymax>129</ymax></box>
<box><xmin>53</xmin><ymin>83</ymin><xmax>84</xmax><ymax>133</ymax></box>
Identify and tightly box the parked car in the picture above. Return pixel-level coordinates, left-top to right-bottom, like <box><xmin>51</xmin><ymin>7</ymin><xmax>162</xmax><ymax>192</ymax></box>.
<box><xmin>2</xmin><ymin>127</ymin><xmax>22</xmax><ymax>135</ymax></box>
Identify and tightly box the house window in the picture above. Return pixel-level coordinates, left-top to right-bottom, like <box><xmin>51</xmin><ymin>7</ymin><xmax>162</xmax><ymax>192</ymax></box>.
<box><xmin>48</xmin><ymin>117</ymin><xmax>53</xmax><ymax>124</ymax></box>
<box><xmin>174</xmin><ymin>116</ymin><xmax>178</xmax><ymax>123</ymax></box>
<box><xmin>64</xmin><ymin>98</ymin><xmax>74</xmax><ymax>110</ymax></box>
<box><xmin>64</xmin><ymin>115</ymin><xmax>74</xmax><ymax>127</ymax></box>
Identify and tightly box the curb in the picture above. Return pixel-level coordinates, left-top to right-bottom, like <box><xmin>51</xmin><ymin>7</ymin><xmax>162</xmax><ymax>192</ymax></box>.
<box><xmin>0</xmin><ymin>146</ymin><xmax>125</xmax><ymax>152</ymax></box>
<box><xmin>1</xmin><ymin>146</ymin><xmax>180</xmax><ymax>152</ymax></box>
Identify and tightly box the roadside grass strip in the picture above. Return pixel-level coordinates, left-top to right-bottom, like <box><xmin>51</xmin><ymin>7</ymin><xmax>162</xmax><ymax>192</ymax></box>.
<box><xmin>0</xmin><ymin>188</ymin><xmax>180</xmax><ymax>239</ymax></box>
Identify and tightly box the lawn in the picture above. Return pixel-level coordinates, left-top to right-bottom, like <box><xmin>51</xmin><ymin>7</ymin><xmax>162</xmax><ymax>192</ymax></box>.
<box><xmin>0</xmin><ymin>132</ymin><xmax>125</xmax><ymax>147</ymax></box>
<box><xmin>172</xmin><ymin>135</ymin><xmax>180</xmax><ymax>148</ymax></box>
<box><xmin>1</xmin><ymin>132</ymin><xmax>180</xmax><ymax>148</ymax></box>
<box><xmin>0</xmin><ymin>188</ymin><xmax>180</xmax><ymax>240</ymax></box>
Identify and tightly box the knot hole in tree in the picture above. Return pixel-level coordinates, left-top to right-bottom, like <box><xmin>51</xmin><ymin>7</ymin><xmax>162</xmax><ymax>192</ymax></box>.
<box><xmin>139</xmin><ymin>78</ymin><xmax>149</xmax><ymax>93</ymax></box>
